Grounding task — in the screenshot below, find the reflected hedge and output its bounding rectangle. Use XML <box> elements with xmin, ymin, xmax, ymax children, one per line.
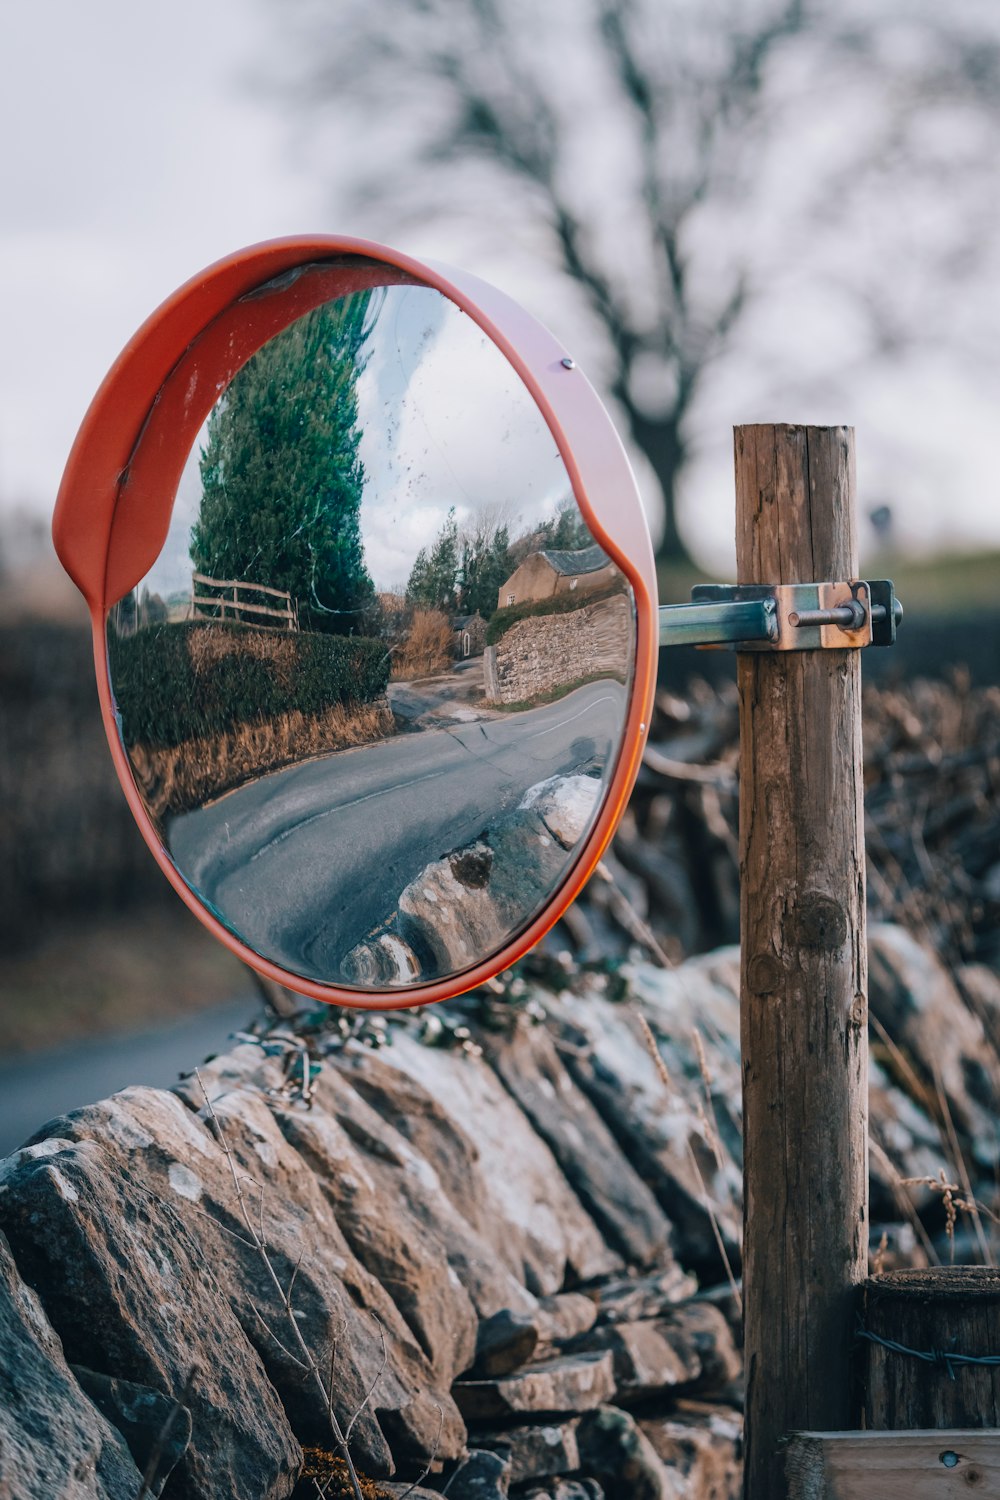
<box><xmin>109</xmin><ymin>621</ymin><xmax>390</xmax><ymax>749</ymax></box>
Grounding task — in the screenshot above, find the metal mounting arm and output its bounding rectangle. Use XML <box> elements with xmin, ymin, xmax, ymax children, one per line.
<box><xmin>658</xmin><ymin>579</ymin><xmax>902</xmax><ymax>652</ymax></box>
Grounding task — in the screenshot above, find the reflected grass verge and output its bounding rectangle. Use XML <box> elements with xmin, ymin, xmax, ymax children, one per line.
<box><xmin>389</xmin><ymin>608</ymin><xmax>453</xmax><ymax>680</ymax></box>
<box><xmin>129</xmin><ymin>699</ymin><xmax>396</xmax><ymax>822</ymax></box>
<box><xmin>493</xmin><ymin>671</ymin><xmax>627</xmax><ymax>714</ymax></box>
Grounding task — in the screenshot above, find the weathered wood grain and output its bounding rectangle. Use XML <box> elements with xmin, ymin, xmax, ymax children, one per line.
<box><xmin>863</xmin><ymin>1268</ymin><xmax>1000</xmax><ymax>1429</ymax></box>
<box><xmin>735</xmin><ymin>425</ymin><xmax>868</xmax><ymax>1500</ymax></box>
<box><xmin>786</xmin><ymin>1428</ymin><xmax>1000</xmax><ymax>1498</ymax></box>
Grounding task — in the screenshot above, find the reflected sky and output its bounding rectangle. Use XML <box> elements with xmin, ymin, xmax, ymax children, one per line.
<box><xmin>147</xmin><ymin>286</ymin><xmax>571</xmax><ymax>601</ymax></box>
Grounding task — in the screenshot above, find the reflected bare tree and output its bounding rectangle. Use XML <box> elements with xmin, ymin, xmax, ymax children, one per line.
<box><xmin>267</xmin><ymin>0</ymin><xmax>1000</xmax><ymax>564</ymax></box>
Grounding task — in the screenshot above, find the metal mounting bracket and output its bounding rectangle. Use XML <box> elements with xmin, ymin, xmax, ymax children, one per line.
<box><xmin>658</xmin><ymin>579</ymin><xmax>902</xmax><ymax>652</ymax></box>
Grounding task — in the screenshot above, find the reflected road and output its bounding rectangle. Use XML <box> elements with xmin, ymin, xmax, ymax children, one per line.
<box><xmin>168</xmin><ymin>679</ymin><xmax>626</xmax><ymax>983</ymax></box>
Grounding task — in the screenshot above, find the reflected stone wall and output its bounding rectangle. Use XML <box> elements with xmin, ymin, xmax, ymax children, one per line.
<box><xmin>486</xmin><ymin>596</ymin><xmax>632</xmax><ymax>705</ymax></box>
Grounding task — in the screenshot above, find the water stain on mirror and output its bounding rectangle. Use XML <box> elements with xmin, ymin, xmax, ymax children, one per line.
<box><xmin>107</xmin><ymin>280</ymin><xmax>636</xmax><ymax>989</ymax></box>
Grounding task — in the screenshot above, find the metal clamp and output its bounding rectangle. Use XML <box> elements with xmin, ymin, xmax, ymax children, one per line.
<box><xmin>659</xmin><ymin>580</ymin><xmax>902</xmax><ymax>652</ymax></box>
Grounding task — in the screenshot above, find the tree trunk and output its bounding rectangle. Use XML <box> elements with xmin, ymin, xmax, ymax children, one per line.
<box><xmin>627</xmin><ymin>407</ymin><xmax>693</xmax><ymax>569</ymax></box>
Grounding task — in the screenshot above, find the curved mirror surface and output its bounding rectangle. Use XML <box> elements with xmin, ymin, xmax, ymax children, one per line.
<box><xmin>107</xmin><ymin>281</ymin><xmax>636</xmax><ymax>989</ymax></box>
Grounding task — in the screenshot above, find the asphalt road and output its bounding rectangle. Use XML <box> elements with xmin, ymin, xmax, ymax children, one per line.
<box><xmin>0</xmin><ymin>998</ymin><xmax>255</xmax><ymax>1158</ymax></box>
<box><xmin>168</xmin><ymin>679</ymin><xmax>626</xmax><ymax>983</ymax></box>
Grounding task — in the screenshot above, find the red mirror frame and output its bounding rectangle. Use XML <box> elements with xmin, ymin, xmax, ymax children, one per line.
<box><xmin>53</xmin><ymin>236</ymin><xmax>658</xmax><ymax>1010</ymax></box>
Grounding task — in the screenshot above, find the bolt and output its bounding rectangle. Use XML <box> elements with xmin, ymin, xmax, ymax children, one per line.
<box><xmin>788</xmin><ymin>600</ymin><xmax>868</xmax><ymax>630</ymax></box>
<box><xmin>940</xmin><ymin>1450</ymin><xmax>959</xmax><ymax>1468</ymax></box>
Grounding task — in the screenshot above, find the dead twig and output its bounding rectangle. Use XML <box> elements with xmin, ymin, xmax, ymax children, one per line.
<box><xmin>344</xmin><ymin>1318</ymin><xmax>387</xmax><ymax>1445</ymax></box>
<box><xmin>642</xmin><ymin>745</ymin><xmax>736</xmax><ymax>787</ymax></box>
<box><xmin>396</xmin><ymin>1404</ymin><xmax>444</xmax><ymax>1500</ymax></box>
<box><xmin>196</xmin><ymin>1072</ymin><xmax>369</xmax><ymax>1500</ymax></box>
<box><xmin>595</xmin><ymin>861</ymin><xmax>672</xmax><ymax>968</ymax></box>
<box><xmin>868</xmin><ymin>1139</ymin><xmax>940</xmax><ymax>1267</ymax></box>
<box><xmin>134</xmin><ymin>1365</ymin><xmax>198</xmax><ymax>1500</ymax></box>
<box><xmin>634</xmin><ymin>1009</ymin><xmax>742</xmax><ymax>1315</ymax></box>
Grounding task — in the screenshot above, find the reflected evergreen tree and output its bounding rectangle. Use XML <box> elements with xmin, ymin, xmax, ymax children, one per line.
<box><xmin>407</xmin><ymin>507</ymin><xmax>516</xmax><ymax>620</ymax></box>
<box><xmin>538</xmin><ymin>497</ymin><xmax>592</xmax><ymax>553</ymax></box>
<box><xmin>459</xmin><ymin>520</ymin><xmax>512</xmax><ymax>620</ymax></box>
<box><xmin>406</xmin><ymin>508</ymin><xmax>460</xmax><ymax>613</ymax></box>
<box><xmin>192</xmin><ymin>292</ymin><xmax>379</xmax><ymax>635</ymax></box>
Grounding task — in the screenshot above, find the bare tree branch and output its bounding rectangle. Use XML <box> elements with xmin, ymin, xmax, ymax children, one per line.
<box><xmin>268</xmin><ymin>0</ymin><xmax>1000</xmax><ymax>564</ymax></box>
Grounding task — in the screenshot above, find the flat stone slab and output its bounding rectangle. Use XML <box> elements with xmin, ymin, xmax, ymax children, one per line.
<box><xmin>521</xmin><ymin>1482</ymin><xmax>605</xmax><ymax>1500</ymax></box>
<box><xmin>355</xmin><ymin>1034</ymin><xmax>619</xmax><ymax>1295</ymax></box>
<box><xmin>30</xmin><ymin>1080</ymin><xmax>465</xmax><ymax>1473</ymax></box>
<box><xmin>481</xmin><ymin>1021</ymin><xmax>675</xmax><ymax>1269</ymax></box>
<box><xmin>0</xmin><ymin>1229</ymin><xmax>143</xmax><ymax>1500</ymax></box>
<box><xmin>537</xmin><ymin>1292</ymin><xmax>599</xmax><ymax>1346</ymax></box>
<box><xmin>453</xmin><ymin>1351</ymin><xmax>615</xmax><ymax>1421</ymax></box>
<box><xmin>0</xmin><ymin>1138</ymin><xmax>301</xmax><ymax>1500</ymax></box>
<box><xmin>473</xmin><ymin>1307</ymin><xmax>540</xmax><ymax>1376</ymax></box>
<box><xmin>576</xmin><ymin>1301</ymin><xmax>741</xmax><ymax>1404</ymax></box>
<box><xmin>641</xmin><ymin>1401</ymin><xmax>742</xmax><ymax>1499</ymax></box>
<box><xmin>72</xmin><ymin>1365</ymin><xmax>191</xmax><ymax>1494</ymax></box>
<box><xmin>484</xmin><ymin>1419</ymin><xmax>581</xmax><ymax>1483</ymax></box>
<box><xmin>444</xmin><ymin>1446</ymin><xmax>512</xmax><ymax>1498</ymax></box>
<box><xmin>593</xmin><ymin>1269</ymin><xmax>697</xmax><ymax>1325</ymax></box>
<box><xmin>577</xmin><ymin>1406</ymin><xmax>681</xmax><ymax>1500</ymax></box>
<box><xmin>576</xmin><ymin>1320</ymin><xmax>699</xmax><ymax>1403</ymax></box>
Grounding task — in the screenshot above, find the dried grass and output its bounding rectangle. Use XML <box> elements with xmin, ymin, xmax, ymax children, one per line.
<box><xmin>872</xmin><ymin>1011</ymin><xmax>997</xmax><ymax>1265</ymax></box>
<box><xmin>391</xmin><ymin>609</ymin><xmax>453</xmax><ymax>680</ymax></box>
<box><xmin>129</xmin><ymin>698</ymin><xmax>395</xmax><ymax>821</ymax></box>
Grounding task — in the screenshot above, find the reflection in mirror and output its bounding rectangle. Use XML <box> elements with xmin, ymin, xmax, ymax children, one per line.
<box><xmin>107</xmin><ymin>277</ymin><xmax>636</xmax><ymax>990</ymax></box>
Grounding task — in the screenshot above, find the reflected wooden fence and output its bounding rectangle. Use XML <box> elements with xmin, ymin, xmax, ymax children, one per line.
<box><xmin>191</xmin><ymin>573</ymin><xmax>298</xmax><ymax>631</ymax></box>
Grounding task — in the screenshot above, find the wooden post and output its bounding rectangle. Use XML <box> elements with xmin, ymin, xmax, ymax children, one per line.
<box><xmin>862</xmin><ymin>1268</ymin><xmax>1000</xmax><ymax>1428</ymax></box>
<box><xmin>735</xmin><ymin>425</ymin><xmax>869</xmax><ymax>1500</ymax></box>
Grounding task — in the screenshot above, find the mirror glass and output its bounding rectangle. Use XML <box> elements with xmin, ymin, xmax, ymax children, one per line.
<box><xmin>107</xmin><ymin>280</ymin><xmax>636</xmax><ymax>990</ymax></box>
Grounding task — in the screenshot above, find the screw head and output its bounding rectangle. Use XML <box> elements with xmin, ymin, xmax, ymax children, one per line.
<box><xmin>560</xmin><ymin>356</ymin><xmax>576</xmax><ymax>369</ymax></box>
<box><xmin>940</xmin><ymin>1450</ymin><xmax>960</xmax><ymax>1469</ymax></box>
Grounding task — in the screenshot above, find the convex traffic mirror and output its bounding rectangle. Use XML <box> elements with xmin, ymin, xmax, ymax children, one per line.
<box><xmin>54</xmin><ymin>238</ymin><xmax>658</xmax><ymax>1009</ymax></box>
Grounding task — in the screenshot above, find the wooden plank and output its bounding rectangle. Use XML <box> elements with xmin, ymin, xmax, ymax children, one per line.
<box><xmin>786</xmin><ymin>1429</ymin><xmax>1000</xmax><ymax>1498</ymax></box>
<box><xmin>735</xmin><ymin>426</ymin><xmax>868</xmax><ymax>1500</ymax></box>
<box><xmin>192</xmin><ymin>595</ymin><xmax>293</xmax><ymax>621</ymax></box>
<box><xmin>192</xmin><ymin>571</ymin><xmax>294</xmax><ymax>602</ymax></box>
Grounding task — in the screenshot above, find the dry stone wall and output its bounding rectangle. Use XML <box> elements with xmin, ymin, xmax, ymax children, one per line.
<box><xmin>1</xmin><ymin>925</ymin><xmax>998</xmax><ymax>1497</ymax></box>
<box><xmin>487</xmin><ymin>597</ymin><xmax>632</xmax><ymax>705</ymax></box>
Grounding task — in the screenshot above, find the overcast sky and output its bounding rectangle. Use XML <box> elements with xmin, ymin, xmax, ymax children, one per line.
<box><xmin>3</xmin><ymin>0</ymin><xmax>1000</xmax><ymax>577</ymax></box>
<box><xmin>0</xmin><ymin>1</ymin><xmax>321</xmax><ymax>519</ymax></box>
